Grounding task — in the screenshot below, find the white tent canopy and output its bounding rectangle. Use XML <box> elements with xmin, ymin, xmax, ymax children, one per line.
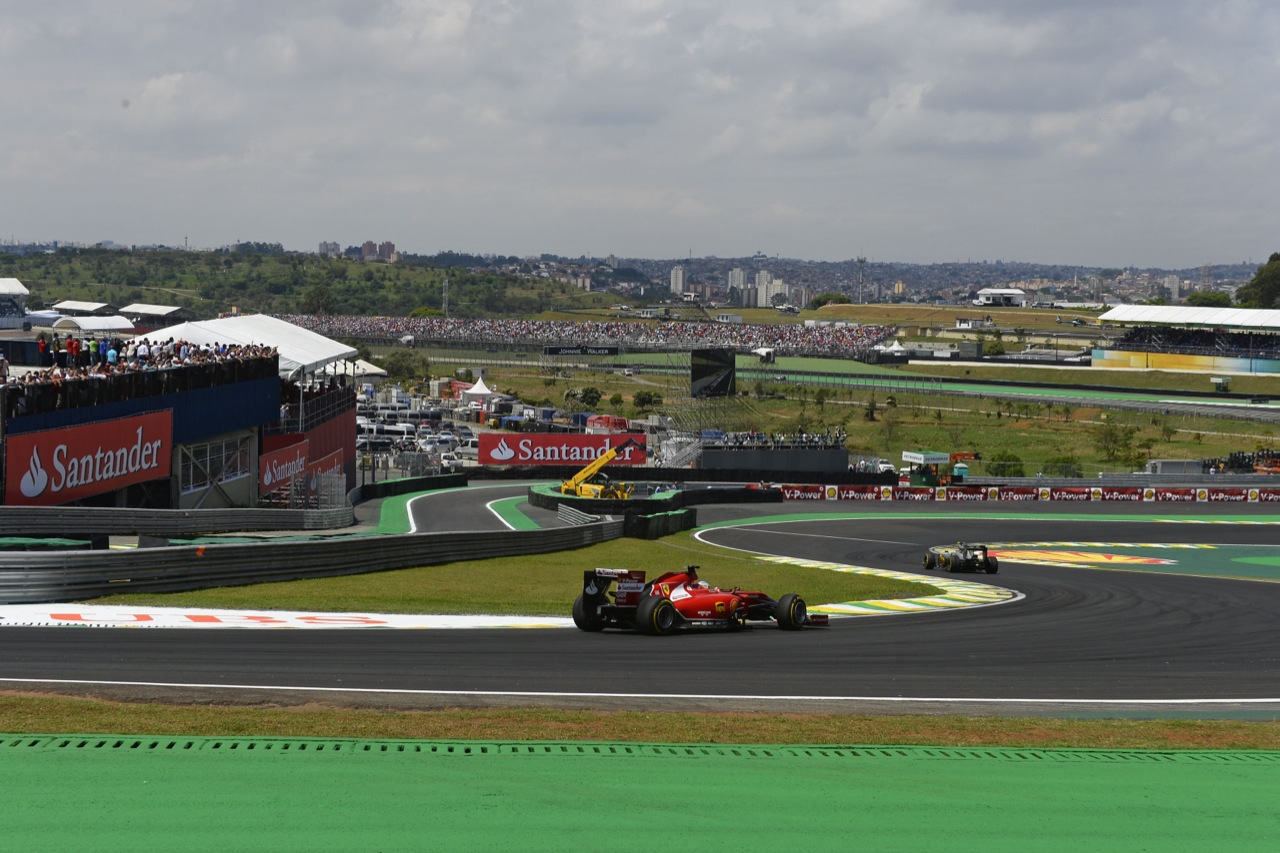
<box><xmin>53</xmin><ymin>315</ymin><xmax>135</xmax><ymax>333</ymax></box>
<box><xmin>321</xmin><ymin>358</ymin><xmax>387</xmax><ymax>380</ymax></box>
<box><xmin>120</xmin><ymin>303</ymin><xmax>185</xmax><ymax>318</ymax></box>
<box><xmin>1099</xmin><ymin>305</ymin><xmax>1280</xmax><ymax>330</ymax></box>
<box><xmin>53</xmin><ymin>299</ymin><xmax>116</xmax><ymax>315</ymax></box>
<box><xmin>0</xmin><ymin>278</ymin><xmax>29</xmax><ymax>298</ymax></box>
<box><xmin>140</xmin><ymin>314</ymin><xmax>357</xmax><ymax>379</ymax></box>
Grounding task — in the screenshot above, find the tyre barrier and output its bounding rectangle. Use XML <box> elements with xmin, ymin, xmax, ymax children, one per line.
<box><xmin>0</xmin><ymin>519</ymin><xmax>624</xmax><ymax>605</ymax></box>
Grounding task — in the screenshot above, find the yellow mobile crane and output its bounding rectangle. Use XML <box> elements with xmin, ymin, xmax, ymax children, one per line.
<box><xmin>560</xmin><ymin>438</ymin><xmax>642</xmax><ymax>499</ymax></box>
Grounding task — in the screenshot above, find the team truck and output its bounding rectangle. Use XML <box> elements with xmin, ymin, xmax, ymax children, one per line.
<box><xmin>559</xmin><ymin>437</ymin><xmax>642</xmax><ymax>499</ymax></box>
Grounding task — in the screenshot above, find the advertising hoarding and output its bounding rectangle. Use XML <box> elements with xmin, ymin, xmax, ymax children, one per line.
<box><xmin>479</xmin><ymin>434</ymin><xmax>647</xmax><ymax>466</ymax></box>
<box><xmin>5</xmin><ymin>411</ymin><xmax>173</xmax><ymax>506</ymax></box>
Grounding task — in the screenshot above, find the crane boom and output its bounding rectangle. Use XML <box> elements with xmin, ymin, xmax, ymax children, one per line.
<box><xmin>560</xmin><ymin>438</ymin><xmax>643</xmax><ymax>497</ymax></box>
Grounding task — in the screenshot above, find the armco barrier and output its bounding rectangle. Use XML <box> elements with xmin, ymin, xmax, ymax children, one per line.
<box><xmin>0</xmin><ymin>520</ymin><xmax>624</xmax><ymax>605</ymax></box>
<box><xmin>0</xmin><ymin>505</ymin><xmax>355</xmax><ymax>538</ymax></box>
<box><xmin>0</xmin><ymin>475</ymin><xmax>468</xmax><ymax>539</ymax></box>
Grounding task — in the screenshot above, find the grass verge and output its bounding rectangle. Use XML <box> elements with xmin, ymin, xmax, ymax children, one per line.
<box><xmin>1</xmin><ymin>695</ymin><xmax>1278</xmax><ymax>749</ymax></box>
<box><xmin>86</xmin><ymin>531</ymin><xmax>937</xmax><ymax>615</ymax></box>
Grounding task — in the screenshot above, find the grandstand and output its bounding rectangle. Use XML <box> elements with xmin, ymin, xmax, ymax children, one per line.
<box><xmin>1094</xmin><ymin>305</ymin><xmax>1280</xmax><ymax>374</ymax></box>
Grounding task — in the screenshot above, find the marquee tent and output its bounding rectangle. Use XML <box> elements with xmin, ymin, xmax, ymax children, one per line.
<box><xmin>53</xmin><ymin>315</ymin><xmax>135</xmax><ymax>334</ymax></box>
<box><xmin>140</xmin><ymin>314</ymin><xmax>357</xmax><ymax>379</ymax></box>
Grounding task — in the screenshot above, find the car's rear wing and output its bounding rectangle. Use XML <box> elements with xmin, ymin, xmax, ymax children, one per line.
<box><xmin>583</xmin><ymin>568</ymin><xmax>647</xmax><ymax>607</ymax></box>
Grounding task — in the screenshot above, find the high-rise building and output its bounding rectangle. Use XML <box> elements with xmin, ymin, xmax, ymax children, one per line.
<box><xmin>670</xmin><ymin>265</ymin><xmax>685</xmax><ymax>296</ymax></box>
<box><xmin>318</xmin><ymin>241</ymin><xmax>340</xmax><ymax>258</ymax></box>
<box><xmin>757</xmin><ymin>274</ymin><xmax>787</xmax><ymax>307</ymax></box>
<box><xmin>728</xmin><ymin>268</ymin><xmax>745</xmax><ymax>290</ymax></box>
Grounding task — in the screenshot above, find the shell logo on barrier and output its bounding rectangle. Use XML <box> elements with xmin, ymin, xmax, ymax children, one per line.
<box><xmin>880</xmin><ymin>486</ymin><xmax>893</xmax><ymax>500</ymax></box>
<box><xmin>1250</xmin><ymin>489</ymin><xmax>1260</xmax><ymax>502</ymax></box>
<box><xmin>825</xmin><ymin>485</ymin><xmax>838</xmax><ymax>500</ymax></box>
<box><xmin>1197</xmin><ymin>488</ymin><xmax>1209</xmax><ymax>501</ymax></box>
<box><xmin>1143</xmin><ymin>488</ymin><xmax>1156</xmax><ymax>501</ymax></box>
<box><xmin>987</xmin><ymin>487</ymin><xmax>999</xmax><ymax>500</ymax></box>
<box><xmin>935</xmin><ymin>487</ymin><xmax>946</xmax><ymax>500</ymax></box>
<box><xmin>1090</xmin><ymin>487</ymin><xmax>1102</xmax><ymax>500</ymax></box>
<box><xmin>1038</xmin><ymin>487</ymin><xmax>1051</xmax><ymax>500</ymax></box>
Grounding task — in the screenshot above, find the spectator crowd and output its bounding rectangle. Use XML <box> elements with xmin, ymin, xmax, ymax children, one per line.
<box><xmin>1116</xmin><ymin>326</ymin><xmax>1280</xmax><ymax>359</ymax></box>
<box><xmin>278</xmin><ymin>315</ymin><xmax>896</xmax><ymax>359</ymax></box>
<box><xmin>4</xmin><ymin>336</ymin><xmax>279</xmax><ymax>418</ymax></box>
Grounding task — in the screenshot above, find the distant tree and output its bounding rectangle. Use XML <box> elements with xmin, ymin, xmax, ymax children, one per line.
<box><xmin>609</xmin><ymin>392</ymin><xmax>624</xmax><ymax>410</ymax></box>
<box><xmin>1042</xmin><ymin>454</ymin><xmax>1083</xmax><ymax>477</ymax></box>
<box><xmin>1236</xmin><ymin>252</ymin><xmax>1280</xmax><ymax>308</ymax></box>
<box><xmin>633</xmin><ymin>390</ymin><xmax>663</xmax><ymax>410</ymax></box>
<box><xmin>376</xmin><ymin>350</ymin><xmax>428</xmax><ymax>383</ymax></box>
<box><xmin>1186</xmin><ymin>290</ymin><xmax>1231</xmax><ymax>307</ymax></box>
<box><xmin>808</xmin><ymin>292</ymin><xmax>851</xmax><ymax>309</ymax></box>
<box><xmin>986</xmin><ymin>451</ymin><xmax>1025</xmax><ymax>477</ymax></box>
<box><xmin>578</xmin><ymin>386</ymin><xmax>602</xmax><ymax>408</ymax></box>
<box><xmin>1094</xmin><ymin>421</ymin><xmax>1139</xmax><ymax>463</ymax></box>
<box><xmin>301</xmin><ymin>284</ymin><xmax>336</xmax><ymax>315</ymax></box>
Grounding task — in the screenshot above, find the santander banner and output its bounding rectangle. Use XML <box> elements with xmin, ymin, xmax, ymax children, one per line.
<box><xmin>259</xmin><ymin>440</ymin><xmax>309</xmax><ymax>495</ymax></box>
<box><xmin>479</xmin><ymin>433</ymin><xmax>646</xmax><ymax>465</ymax></box>
<box><xmin>5</xmin><ymin>411</ymin><xmax>173</xmax><ymax>506</ymax></box>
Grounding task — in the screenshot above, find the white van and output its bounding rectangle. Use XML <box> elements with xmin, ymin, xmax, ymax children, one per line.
<box><xmin>458</xmin><ymin>437</ymin><xmax>481</xmax><ymax>458</ymax></box>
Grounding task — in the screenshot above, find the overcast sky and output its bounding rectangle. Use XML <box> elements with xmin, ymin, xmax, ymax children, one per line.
<box><xmin>3</xmin><ymin>1</ymin><xmax>1278</xmax><ymax>268</ymax></box>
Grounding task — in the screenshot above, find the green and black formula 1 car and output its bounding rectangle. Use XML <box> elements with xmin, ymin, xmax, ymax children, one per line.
<box><xmin>923</xmin><ymin>542</ymin><xmax>999</xmax><ymax>574</ymax></box>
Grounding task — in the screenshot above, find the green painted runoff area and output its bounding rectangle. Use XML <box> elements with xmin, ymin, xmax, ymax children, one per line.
<box><xmin>3</xmin><ymin>736</ymin><xmax>1277</xmax><ymax>851</ymax></box>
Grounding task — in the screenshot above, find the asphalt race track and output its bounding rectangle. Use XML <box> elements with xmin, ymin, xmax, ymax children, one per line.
<box><xmin>3</xmin><ymin>489</ymin><xmax>1280</xmax><ymax>717</ymax></box>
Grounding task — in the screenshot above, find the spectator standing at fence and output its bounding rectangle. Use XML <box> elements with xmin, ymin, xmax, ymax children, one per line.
<box><xmin>106</xmin><ymin>341</ymin><xmax>118</xmax><ymax>366</ymax></box>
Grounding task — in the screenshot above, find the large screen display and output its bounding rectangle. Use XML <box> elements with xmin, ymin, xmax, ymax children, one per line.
<box><xmin>690</xmin><ymin>348</ymin><xmax>736</xmax><ymax>398</ymax></box>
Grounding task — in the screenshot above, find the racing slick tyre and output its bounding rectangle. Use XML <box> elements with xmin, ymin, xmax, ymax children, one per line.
<box><xmin>923</xmin><ymin>552</ymin><xmax>937</xmax><ymax>571</ymax></box>
<box><xmin>775</xmin><ymin>593</ymin><xmax>808</xmax><ymax>630</ymax></box>
<box><xmin>636</xmin><ymin>596</ymin><xmax>678</xmax><ymax>636</ymax></box>
<box><xmin>940</xmin><ymin>554</ymin><xmax>954</xmax><ymax>572</ymax></box>
<box><xmin>986</xmin><ymin>556</ymin><xmax>999</xmax><ymax>574</ymax></box>
<box><xmin>572</xmin><ymin>595</ymin><xmax>606</xmax><ymax>632</ymax></box>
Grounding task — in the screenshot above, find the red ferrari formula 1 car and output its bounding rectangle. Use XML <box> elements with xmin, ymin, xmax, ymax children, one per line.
<box><xmin>572</xmin><ymin>564</ymin><xmax>827</xmax><ymax>635</ymax></box>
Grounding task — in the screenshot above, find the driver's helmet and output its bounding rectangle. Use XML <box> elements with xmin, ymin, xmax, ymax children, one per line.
<box><xmin>690</xmin><ymin>580</ymin><xmax>710</xmax><ymax>591</ymax></box>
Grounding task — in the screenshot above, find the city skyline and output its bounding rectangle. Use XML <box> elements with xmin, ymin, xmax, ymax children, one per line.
<box><xmin>4</xmin><ymin>2</ymin><xmax>1278</xmax><ymax>269</ymax></box>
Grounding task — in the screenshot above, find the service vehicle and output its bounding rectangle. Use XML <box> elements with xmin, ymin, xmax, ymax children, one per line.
<box><xmin>560</xmin><ymin>437</ymin><xmax>642</xmax><ymax>499</ymax></box>
<box><xmin>923</xmin><ymin>542</ymin><xmax>999</xmax><ymax>573</ymax></box>
<box><xmin>572</xmin><ymin>564</ymin><xmax>827</xmax><ymax>635</ymax></box>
